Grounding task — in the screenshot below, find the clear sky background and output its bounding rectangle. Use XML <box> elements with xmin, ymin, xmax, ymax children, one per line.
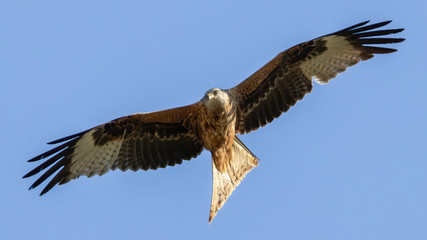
<box><xmin>1</xmin><ymin>1</ymin><xmax>426</xmax><ymax>239</ymax></box>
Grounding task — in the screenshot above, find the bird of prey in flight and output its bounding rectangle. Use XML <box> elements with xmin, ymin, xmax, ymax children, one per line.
<box><xmin>24</xmin><ymin>20</ymin><xmax>404</xmax><ymax>222</ymax></box>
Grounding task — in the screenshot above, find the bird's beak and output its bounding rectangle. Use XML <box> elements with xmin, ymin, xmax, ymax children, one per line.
<box><xmin>202</xmin><ymin>93</ymin><xmax>209</xmax><ymax>102</ymax></box>
<box><xmin>206</xmin><ymin>93</ymin><xmax>213</xmax><ymax>100</ymax></box>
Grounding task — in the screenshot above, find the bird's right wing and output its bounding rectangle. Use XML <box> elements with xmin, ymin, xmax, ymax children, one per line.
<box><xmin>24</xmin><ymin>103</ymin><xmax>205</xmax><ymax>195</ymax></box>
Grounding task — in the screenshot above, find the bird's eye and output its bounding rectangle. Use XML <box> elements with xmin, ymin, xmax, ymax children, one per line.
<box><xmin>214</xmin><ymin>90</ymin><xmax>218</xmax><ymax>95</ymax></box>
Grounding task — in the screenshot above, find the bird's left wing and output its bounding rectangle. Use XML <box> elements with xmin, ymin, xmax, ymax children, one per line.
<box><xmin>24</xmin><ymin>104</ymin><xmax>204</xmax><ymax>195</ymax></box>
<box><xmin>228</xmin><ymin>20</ymin><xmax>404</xmax><ymax>134</ymax></box>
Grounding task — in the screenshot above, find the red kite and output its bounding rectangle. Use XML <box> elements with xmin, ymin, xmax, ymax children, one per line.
<box><xmin>24</xmin><ymin>20</ymin><xmax>404</xmax><ymax>222</ymax></box>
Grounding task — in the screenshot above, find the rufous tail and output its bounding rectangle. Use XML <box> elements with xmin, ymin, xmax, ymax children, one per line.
<box><xmin>209</xmin><ymin>137</ymin><xmax>259</xmax><ymax>222</ymax></box>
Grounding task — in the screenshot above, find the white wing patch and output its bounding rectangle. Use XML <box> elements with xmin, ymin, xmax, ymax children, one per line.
<box><xmin>300</xmin><ymin>35</ymin><xmax>363</xmax><ymax>85</ymax></box>
<box><xmin>67</xmin><ymin>129</ymin><xmax>123</xmax><ymax>181</ymax></box>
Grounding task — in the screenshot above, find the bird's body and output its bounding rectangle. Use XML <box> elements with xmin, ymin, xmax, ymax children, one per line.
<box><xmin>198</xmin><ymin>89</ymin><xmax>259</xmax><ymax>221</ymax></box>
<box><xmin>200</xmin><ymin>88</ymin><xmax>236</xmax><ymax>155</ymax></box>
<box><xmin>24</xmin><ymin>20</ymin><xmax>404</xmax><ymax>222</ymax></box>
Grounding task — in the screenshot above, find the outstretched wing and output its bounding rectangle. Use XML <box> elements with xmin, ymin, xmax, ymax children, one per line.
<box><xmin>24</xmin><ymin>104</ymin><xmax>204</xmax><ymax>195</ymax></box>
<box><xmin>229</xmin><ymin>20</ymin><xmax>405</xmax><ymax>134</ymax></box>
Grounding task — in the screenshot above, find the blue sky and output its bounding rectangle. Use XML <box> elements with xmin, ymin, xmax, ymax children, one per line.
<box><xmin>2</xmin><ymin>1</ymin><xmax>426</xmax><ymax>239</ymax></box>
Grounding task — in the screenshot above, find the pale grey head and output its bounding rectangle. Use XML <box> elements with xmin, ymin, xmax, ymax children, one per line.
<box><xmin>202</xmin><ymin>88</ymin><xmax>230</xmax><ymax>112</ymax></box>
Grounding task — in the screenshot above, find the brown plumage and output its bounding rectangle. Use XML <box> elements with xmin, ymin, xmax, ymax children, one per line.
<box><xmin>24</xmin><ymin>20</ymin><xmax>404</xmax><ymax>222</ymax></box>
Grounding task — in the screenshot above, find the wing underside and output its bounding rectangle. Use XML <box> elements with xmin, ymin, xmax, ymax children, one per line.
<box><xmin>229</xmin><ymin>20</ymin><xmax>404</xmax><ymax>134</ymax></box>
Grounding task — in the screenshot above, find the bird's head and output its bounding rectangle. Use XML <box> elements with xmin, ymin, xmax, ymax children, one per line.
<box><xmin>202</xmin><ymin>88</ymin><xmax>230</xmax><ymax>111</ymax></box>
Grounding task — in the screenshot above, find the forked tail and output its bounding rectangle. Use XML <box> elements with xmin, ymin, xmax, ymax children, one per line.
<box><xmin>209</xmin><ymin>137</ymin><xmax>259</xmax><ymax>222</ymax></box>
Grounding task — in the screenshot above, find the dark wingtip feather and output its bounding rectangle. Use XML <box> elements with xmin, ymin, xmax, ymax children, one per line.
<box><xmin>39</xmin><ymin>169</ymin><xmax>68</xmax><ymax>195</ymax></box>
<box><xmin>26</xmin><ymin>157</ymin><xmax>68</xmax><ymax>192</ymax></box>
<box><xmin>360</xmin><ymin>46</ymin><xmax>399</xmax><ymax>54</ymax></box>
<box><xmin>332</xmin><ymin>20</ymin><xmax>405</xmax><ymax>56</ymax></box>
<box><xmin>327</xmin><ymin>20</ymin><xmax>369</xmax><ymax>36</ymax></box>
<box><xmin>355</xmin><ymin>28</ymin><xmax>404</xmax><ymax>38</ymax></box>
<box><xmin>24</xmin><ymin>150</ymin><xmax>67</xmax><ymax>178</ymax></box>
<box><xmin>28</xmin><ymin>152</ymin><xmax>49</xmax><ymax>162</ymax></box>
<box><xmin>331</xmin><ymin>20</ymin><xmax>403</xmax><ymax>38</ymax></box>
<box><xmin>394</xmin><ymin>28</ymin><xmax>405</xmax><ymax>34</ymax></box>
<box><xmin>39</xmin><ymin>186</ymin><xmax>51</xmax><ymax>196</ymax></box>
<box><xmin>23</xmin><ymin>172</ymin><xmax>33</xmax><ymax>179</ymax></box>
<box><xmin>39</xmin><ymin>187</ymin><xmax>50</xmax><ymax>196</ymax></box>
<box><xmin>348</xmin><ymin>20</ymin><xmax>392</xmax><ymax>34</ymax></box>
<box><xmin>340</xmin><ymin>20</ymin><xmax>370</xmax><ymax>32</ymax></box>
<box><xmin>27</xmin><ymin>138</ymin><xmax>78</xmax><ymax>162</ymax></box>
<box><xmin>359</xmin><ymin>37</ymin><xmax>406</xmax><ymax>45</ymax></box>
<box><xmin>47</xmin><ymin>130</ymin><xmax>89</xmax><ymax>144</ymax></box>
